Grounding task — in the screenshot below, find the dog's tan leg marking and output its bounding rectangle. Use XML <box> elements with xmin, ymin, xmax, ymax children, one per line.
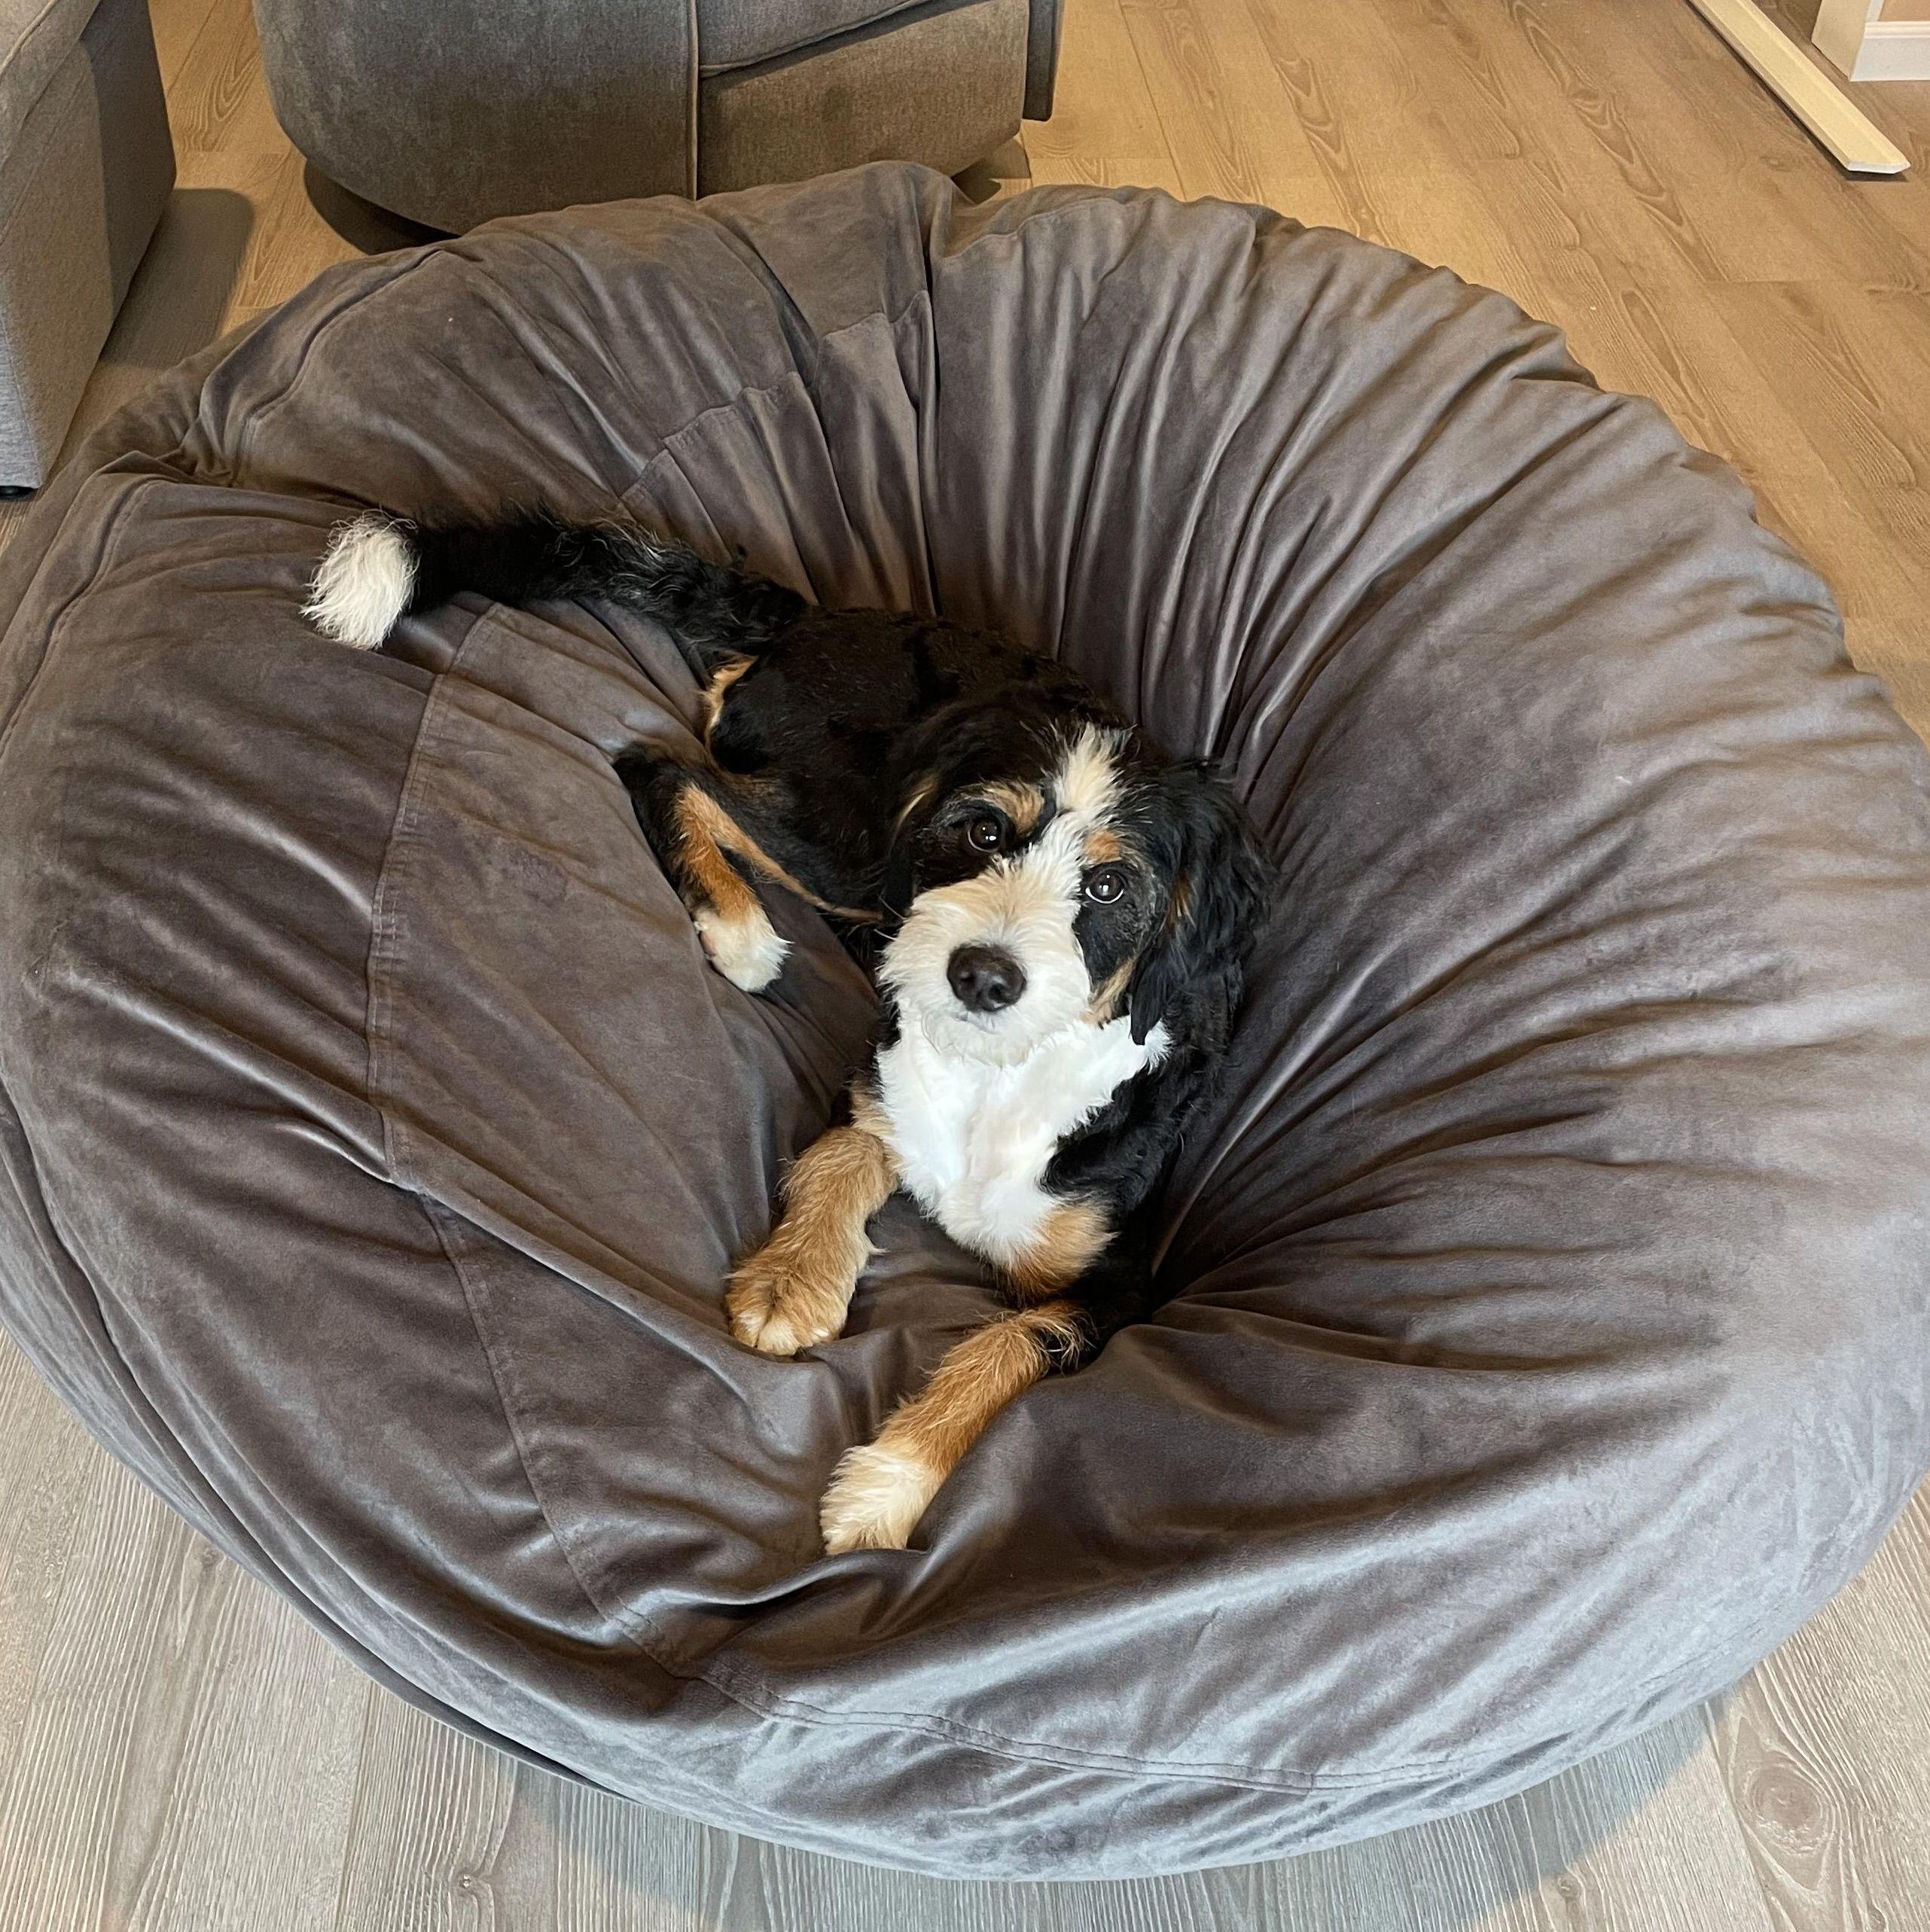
<box><xmin>681</xmin><ymin>785</ymin><xmax>877</xmax><ymax>925</ymax></box>
<box><xmin>670</xmin><ymin>786</ymin><xmax>789</xmax><ymax>991</ymax></box>
<box><xmin>698</xmin><ymin>654</ymin><xmax>755</xmax><ymax>739</ymax></box>
<box><xmin>727</xmin><ymin>1104</ymin><xmax>898</xmax><ymax>1358</ymax></box>
<box><xmin>999</xmin><ymin>1197</ymin><xmax>1111</xmax><ymax>1303</ymax></box>
<box><xmin>819</xmin><ymin>1300</ymin><xmax>1087</xmax><ymax>1553</ymax></box>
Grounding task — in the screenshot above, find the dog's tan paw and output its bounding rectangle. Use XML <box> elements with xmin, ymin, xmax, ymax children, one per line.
<box><xmin>694</xmin><ymin>904</ymin><xmax>788</xmax><ymax>993</ymax></box>
<box><xmin>819</xmin><ymin>1440</ymin><xmax>941</xmax><ymax>1553</ymax></box>
<box><xmin>725</xmin><ymin>1248</ymin><xmax>845</xmax><ymax>1357</ymax></box>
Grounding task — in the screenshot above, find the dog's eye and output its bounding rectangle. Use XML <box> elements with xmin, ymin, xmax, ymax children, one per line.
<box><xmin>1083</xmin><ymin>866</ymin><xmax>1127</xmax><ymax>905</ymax></box>
<box><xmin>966</xmin><ymin>812</ymin><xmax>1006</xmax><ymax>852</ymax></box>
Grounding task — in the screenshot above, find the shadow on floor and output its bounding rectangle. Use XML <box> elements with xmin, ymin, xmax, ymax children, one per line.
<box><xmin>6</xmin><ymin>187</ymin><xmax>261</xmax><ymax>495</ymax></box>
<box><xmin>302</xmin><ymin>163</ymin><xmax>448</xmax><ymax>253</ymax></box>
<box><xmin>96</xmin><ymin>186</ymin><xmax>255</xmax><ymax>378</ymax></box>
<box><xmin>953</xmin><ymin>138</ymin><xmax>1032</xmax><ymax>205</ymax></box>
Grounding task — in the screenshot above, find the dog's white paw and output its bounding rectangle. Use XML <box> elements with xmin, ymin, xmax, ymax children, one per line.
<box><xmin>304</xmin><ymin>513</ymin><xmax>416</xmax><ymax>649</ymax></box>
<box><xmin>694</xmin><ymin>904</ymin><xmax>789</xmax><ymax>993</ymax></box>
<box><xmin>819</xmin><ymin>1440</ymin><xmax>941</xmax><ymax>1553</ymax></box>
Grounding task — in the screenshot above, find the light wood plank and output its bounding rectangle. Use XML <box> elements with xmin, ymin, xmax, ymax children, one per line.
<box><xmin>0</xmin><ymin>1355</ymin><xmax>370</xmax><ymax>1932</ymax></box>
<box><xmin>148</xmin><ymin>0</ymin><xmax>225</xmax><ymax>90</ymax></box>
<box><xmin>1707</xmin><ymin>1492</ymin><xmax>1930</xmax><ymax>1929</ymax></box>
<box><xmin>1021</xmin><ymin>0</ymin><xmax>1177</xmax><ymax>187</ymax></box>
<box><xmin>1116</xmin><ymin>0</ymin><xmax>1348</xmax><ymax>223</ymax></box>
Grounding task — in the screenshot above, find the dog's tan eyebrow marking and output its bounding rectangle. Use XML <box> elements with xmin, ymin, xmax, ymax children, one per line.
<box><xmin>1082</xmin><ymin>825</ymin><xmax>1124</xmax><ymax>866</ymax></box>
<box><xmin>979</xmin><ymin>780</ymin><xmax>1045</xmax><ymax>835</ymax></box>
<box><xmin>679</xmin><ymin>785</ymin><xmax>878</xmax><ymax>922</ymax></box>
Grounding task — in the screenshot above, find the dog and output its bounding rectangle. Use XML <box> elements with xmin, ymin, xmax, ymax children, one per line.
<box><xmin>306</xmin><ymin>511</ymin><xmax>1270</xmax><ymax>1552</ymax></box>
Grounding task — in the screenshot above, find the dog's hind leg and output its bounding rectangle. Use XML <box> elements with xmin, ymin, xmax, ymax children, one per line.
<box><xmin>617</xmin><ymin>750</ymin><xmax>874</xmax><ymax>993</ymax></box>
<box><xmin>619</xmin><ymin>751</ymin><xmax>788</xmax><ymax>992</ymax></box>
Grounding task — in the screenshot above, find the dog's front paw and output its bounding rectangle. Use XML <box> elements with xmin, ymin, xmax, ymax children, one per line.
<box><xmin>694</xmin><ymin>903</ymin><xmax>789</xmax><ymax>993</ymax></box>
<box><xmin>725</xmin><ymin>1244</ymin><xmax>846</xmax><ymax>1357</ymax></box>
<box><xmin>819</xmin><ymin>1439</ymin><xmax>942</xmax><ymax>1553</ymax></box>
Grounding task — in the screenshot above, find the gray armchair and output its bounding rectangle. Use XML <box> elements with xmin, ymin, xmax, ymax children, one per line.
<box><xmin>0</xmin><ymin>0</ymin><xmax>172</xmax><ymax>488</ymax></box>
<box><xmin>253</xmin><ymin>0</ymin><xmax>1064</xmax><ymax>236</ymax></box>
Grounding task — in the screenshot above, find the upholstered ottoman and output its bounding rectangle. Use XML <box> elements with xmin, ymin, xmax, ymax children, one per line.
<box><xmin>252</xmin><ymin>0</ymin><xmax>1063</xmax><ymax>232</ymax></box>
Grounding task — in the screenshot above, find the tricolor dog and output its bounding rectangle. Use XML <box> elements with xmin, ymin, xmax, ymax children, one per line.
<box><xmin>307</xmin><ymin>512</ymin><xmax>1269</xmax><ymax>1553</ymax></box>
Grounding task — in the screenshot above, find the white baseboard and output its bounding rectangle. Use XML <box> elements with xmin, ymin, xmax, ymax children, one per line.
<box><xmin>1814</xmin><ymin>0</ymin><xmax>1930</xmax><ymax>83</ymax></box>
<box><xmin>1849</xmin><ymin>22</ymin><xmax>1930</xmax><ymax>81</ymax></box>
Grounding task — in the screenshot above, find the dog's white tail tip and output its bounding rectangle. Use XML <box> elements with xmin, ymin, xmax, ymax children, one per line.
<box><xmin>303</xmin><ymin>513</ymin><xmax>416</xmax><ymax>649</ymax></box>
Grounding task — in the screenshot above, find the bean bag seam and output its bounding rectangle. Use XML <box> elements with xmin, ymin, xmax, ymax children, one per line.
<box><xmin>688</xmin><ymin>1598</ymin><xmax>1790</xmax><ymax>1793</ymax></box>
<box><xmin>0</xmin><ymin>474</ymin><xmax>148</xmax><ymax>775</ymax></box>
<box><xmin>422</xmin><ymin>1178</ymin><xmax>770</xmax><ymax>1682</ymax></box>
<box><xmin>416</xmin><ymin>1193</ymin><xmax>669</xmax><ymax>1651</ymax></box>
<box><xmin>686</xmin><ymin>1487</ymin><xmax>1885</xmax><ymax>1790</ymax></box>
<box><xmin>358</xmin><ymin>612</ymin><xmax>708</xmax><ymax>1675</ymax></box>
<box><xmin>362</xmin><ymin>620</ymin><xmax>456</xmax><ymax>1186</ymax></box>
<box><xmin>233</xmin><ymin>252</ymin><xmax>448</xmax><ymax>479</ymax></box>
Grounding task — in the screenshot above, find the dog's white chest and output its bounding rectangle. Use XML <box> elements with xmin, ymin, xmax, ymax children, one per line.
<box><xmin>874</xmin><ymin>1018</ymin><xmax>1162</xmax><ymax>1268</ymax></box>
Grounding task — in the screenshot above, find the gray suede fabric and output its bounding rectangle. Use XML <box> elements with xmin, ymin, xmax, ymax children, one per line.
<box><xmin>697</xmin><ymin>0</ymin><xmax>1027</xmax><ymax>195</ymax></box>
<box><xmin>0</xmin><ymin>0</ymin><xmax>99</xmax><ymax>151</ymax></box>
<box><xmin>0</xmin><ymin>0</ymin><xmax>172</xmax><ymax>487</ymax></box>
<box><xmin>2</xmin><ymin>166</ymin><xmax>1928</xmax><ymax>1882</ymax></box>
<box><xmin>696</xmin><ymin>0</ymin><xmax>930</xmax><ymax>72</ymax></box>
<box><xmin>253</xmin><ymin>0</ymin><xmax>1062</xmax><ymax>233</ymax></box>
<box><xmin>252</xmin><ymin>0</ymin><xmax>702</xmax><ymax>224</ymax></box>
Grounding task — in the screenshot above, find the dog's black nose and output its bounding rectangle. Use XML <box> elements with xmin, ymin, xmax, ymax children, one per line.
<box><xmin>947</xmin><ymin>944</ymin><xmax>1026</xmax><ymax>1013</ymax></box>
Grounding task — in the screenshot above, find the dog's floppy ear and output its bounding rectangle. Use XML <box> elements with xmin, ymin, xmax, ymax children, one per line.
<box><xmin>880</xmin><ymin>766</ymin><xmax>943</xmax><ymax>920</ymax></box>
<box><xmin>1127</xmin><ymin>764</ymin><xmax>1270</xmax><ymax>1050</ymax></box>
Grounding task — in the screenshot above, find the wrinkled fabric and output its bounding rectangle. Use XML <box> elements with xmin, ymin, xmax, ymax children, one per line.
<box><xmin>1</xmin><ymin>165</ymin><xmax>1928</xmax><ymax>1880</ymax></box>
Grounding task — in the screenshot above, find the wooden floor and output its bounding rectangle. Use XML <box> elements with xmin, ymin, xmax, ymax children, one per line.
<box><xmin>5</xmin><ymin>0</ymin><xmax>1930</xmax><ymax>1925</ymax></box>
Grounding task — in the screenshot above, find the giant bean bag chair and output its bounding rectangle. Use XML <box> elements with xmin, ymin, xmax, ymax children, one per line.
<box><xmin>2</xmin><ymin>164</ymin><xmax>1928</xmax><ymax>1881</ymax></box>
